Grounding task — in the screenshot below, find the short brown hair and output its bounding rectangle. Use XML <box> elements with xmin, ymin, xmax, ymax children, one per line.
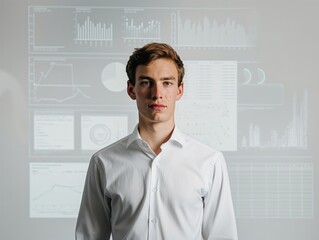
<box><xmin>126</xmin><ymin>42</ymin><xmax>184</xmax><ymax>86</ymax></box>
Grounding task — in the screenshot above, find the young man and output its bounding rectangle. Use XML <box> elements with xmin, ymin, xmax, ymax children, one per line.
<box><xmin>76</xmin><ymin>43</ymin><xmax>238</xmax><ymax>240</ymax></box>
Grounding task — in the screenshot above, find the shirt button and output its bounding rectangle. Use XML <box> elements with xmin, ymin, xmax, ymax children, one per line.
<box><xmin>151</xmin><ymin>219</ymin><xmax>156</xmax><ymax>224</ymax></box>
<box><xmin>152</xmin><ymin>187</ymin><xmax>157</xmax><ymax>192</ymax></box>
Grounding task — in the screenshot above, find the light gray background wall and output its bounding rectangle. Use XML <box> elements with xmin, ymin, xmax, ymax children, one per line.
<box><xmin>0</xmin><ymin>0</ymin><xmax>318</xmax><ymax>239</ymax></box>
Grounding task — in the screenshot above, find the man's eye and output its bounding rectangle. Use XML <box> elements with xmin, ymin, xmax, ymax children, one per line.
<box><xmin>164</xmin><ymin>81</ymin><xmax>173</xmax><ymax>86</ymax></box>
<box><xmin>140</xmin><ymin>81</ymin><xmax>150</xmax><ymax>86</ymax></box>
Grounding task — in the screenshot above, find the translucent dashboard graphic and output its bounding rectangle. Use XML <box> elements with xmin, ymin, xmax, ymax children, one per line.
<box><xmin>228</xmin><ymin>158</ymin><xmax>313</xmax><ymax>218</ymax></box>
<box><xmin>28</xmin><ymin>5</ymin><xmax>313</xmax><ymax>219</ymax></box>
<box><xmin>176</xmin><ymin>61</ymin><xmax>237</xmax><ymax>150</ymax></box>
<box><xmin>30</xmin><ymin>162</ymin><xmax>88</xmax><ymax>218</ymax></box>
<box><xmin>29</xmin><ymin>109</ymin><xmax>134</xmax><ymax>157</ymax></box>
<box><xmin>29</xmin><ymin>56</ymin><xmax>131</xmax><ymax>106</ymax></box>
<box><xmin>28</xmin><ymin>6</ymin><xmax>257</xmax><ymax>53</ymax></box>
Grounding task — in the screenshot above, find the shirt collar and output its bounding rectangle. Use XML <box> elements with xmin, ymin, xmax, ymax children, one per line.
<box><xmin>126</xmin><ymin>125</ymin><xmax>141</xmax><ymax>148</ymax></box>
<box><xmin>168</xmin><ymin>126</ymin><xmax>186</xmax><ymax>147</ymax></box>
<box><xmin>126</xmin><ymin>124</ymin><xmax>186</xmax><ymax>148</ymax></box>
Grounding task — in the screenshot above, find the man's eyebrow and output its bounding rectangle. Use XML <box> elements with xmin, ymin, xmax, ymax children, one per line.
<box><xmin>137</xmin><ymin>75</ymin><xmax>153</xmax><ymax>81</ymax></box>
<box><xmin>137</xmin><ymin>75</ymin><xmax>177</xmax><ymax>81</ymax></box>
<box><xmin>160</xmin><ymin>76</ymin><xmax>176</xmax><ymax>81</ymax></box>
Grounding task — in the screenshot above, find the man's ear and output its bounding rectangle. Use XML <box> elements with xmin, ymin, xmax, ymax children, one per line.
<box><xmin>176</xmin><ymin>81</ymin><xmax>184</xmax><ymax>101</ymax></box>
<box><xmin>127</xmin><ymin>80</ymin><xmax>136</xmax><ymax>100</ymax></box>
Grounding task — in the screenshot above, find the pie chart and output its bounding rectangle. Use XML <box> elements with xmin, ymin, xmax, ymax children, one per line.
<box><xmin>101</xmin><ymin>62</ymin><xmax>127</xmax><ymax>92</ymax></box>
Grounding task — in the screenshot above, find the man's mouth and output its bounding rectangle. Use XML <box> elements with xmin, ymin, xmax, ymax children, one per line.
<box><xmin>148</xmin><ymin>104</ymin><xmax>167</xmax><ymax>110</ymax></box>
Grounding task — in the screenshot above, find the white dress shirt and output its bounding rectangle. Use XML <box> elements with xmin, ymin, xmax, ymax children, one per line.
<box><xmin>76</xmin><ymin>126</ymin><xmax>238</xmax><ymax>240</ymax></box>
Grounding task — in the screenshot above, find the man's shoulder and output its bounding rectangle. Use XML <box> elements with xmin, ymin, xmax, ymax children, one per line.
<box><xmin>92</xmin><ymin>134</ymin><xmax>131</xmax><ymax>158</ymax></box>
<box><xmin>181</xmin><ymin>133</ymin><xmax>224</xmax><ymax>162</ymax></box>
<box><xmin>183</xmin><ymin>134</ymin><xmax>219</xmax><ymax>153</ymax></box>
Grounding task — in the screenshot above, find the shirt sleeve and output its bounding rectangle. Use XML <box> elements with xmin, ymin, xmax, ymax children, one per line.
<box><xmin>75</xmin><ymin>155</ymin><xmax>112</xmax><ymax>240</ymax></box>
<box><xmin>202</xmin><ymin>152</ymin><xmax>238</xmax><ymax>240</ymax></box>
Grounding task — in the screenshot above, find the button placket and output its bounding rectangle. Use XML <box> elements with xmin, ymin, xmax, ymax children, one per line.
<box><xmin>148</xmin><ymin>154</ymin><xmax>160</xmax><ymax>239</ymax></box>
<box><xmin>139</xmin><ymin>140</ymin><xmax>156</xmax><ymax>159</ymax></box>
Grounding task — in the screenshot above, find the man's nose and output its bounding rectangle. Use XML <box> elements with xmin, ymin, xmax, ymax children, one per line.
<box><xmin>151</xmin><ymin>83</ymin><xmax>163</xmax><ymax>100</ymax></box>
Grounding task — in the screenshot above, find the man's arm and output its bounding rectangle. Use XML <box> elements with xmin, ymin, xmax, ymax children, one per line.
<box><xmin>76</xmin><ymin>156</ymin><xmax>112</xmax><ymax>240</ymax></box>
<box><xmin>202</xmin><ymin>152</ymin><xmax>238</xmax><ymax>240</ymax></box>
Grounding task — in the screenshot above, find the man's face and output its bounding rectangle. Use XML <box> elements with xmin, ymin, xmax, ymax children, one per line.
<box><xmin>127</xmin><ymin>58</ymin><xmax>184</xmax><ymax>125</ymax></box>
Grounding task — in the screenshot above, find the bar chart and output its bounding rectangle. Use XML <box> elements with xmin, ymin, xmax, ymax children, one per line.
<box><xmin>176</xmin><ymin>9</ymin><xmax>257</xmax><ymax>49</ymax></box>
<box><xmin>240</xmin><ymin>91</ymin><xmax>308</xmax><ymax>149</ymax></box>
<box><xmin>123</xmin><ymin>18</ymin><xmax>161</xmax><ymax>45</ymax></box>
<box><xmin>75</xmin><ymin>16</ymin><xmax>113</xmax><ymax>42</ymax></box>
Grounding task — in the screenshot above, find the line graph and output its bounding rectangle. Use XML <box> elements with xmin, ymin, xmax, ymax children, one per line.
<box><xmin>30</xmin><ymin>60</ymin><xmax>90</xmax><ymax>104</ymax></box>
<box><xmin>32</xmin><ymin>184</ymin><xmax>83</xmax><ymax>201</ymax></box>
<box><xmin>29</xmin><ymin>56</ymin><xmax>136</xmax><ymax>107</ymax></box>
<box><xmin>30</xmin><ymin>162</ymin><xmax>88</xmax><ymax>218</ymax></box>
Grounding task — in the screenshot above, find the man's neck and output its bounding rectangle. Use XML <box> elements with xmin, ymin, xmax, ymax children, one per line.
<box><xmin>138</xmin><ymin>120</ymin><xmax>175</xmax><ymax>155</ymax></box>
